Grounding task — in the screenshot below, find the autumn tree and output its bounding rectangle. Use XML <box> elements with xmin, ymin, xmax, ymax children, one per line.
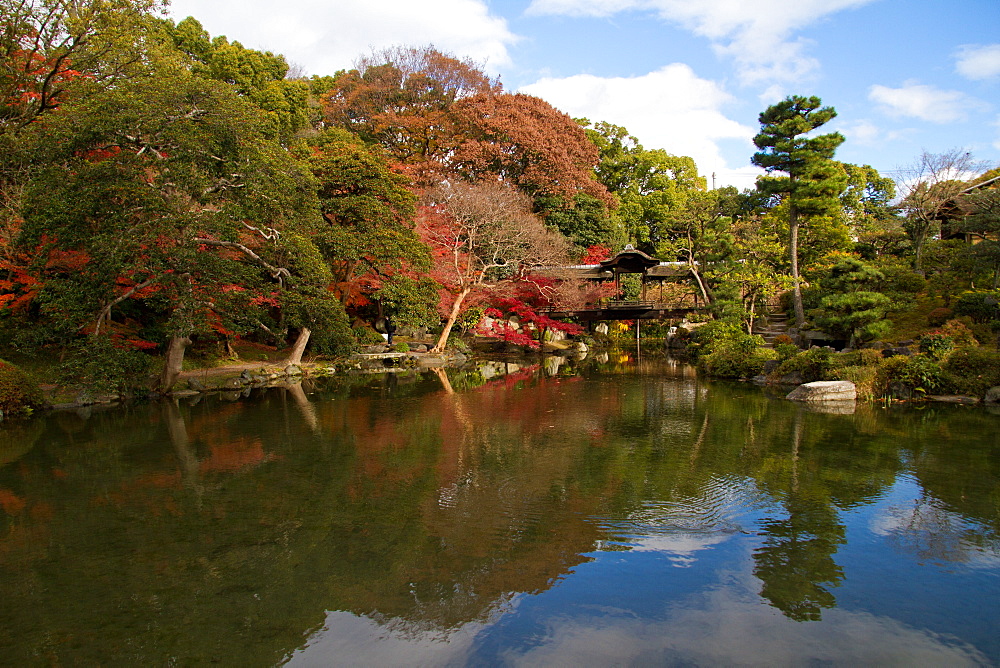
<box><xmin>752</xmin><ymin>95</ymin><xmax>847</xmax><ymax>328</ymax></box>
<box><xmin>7</xmin><ymin>56</ymin><xmax>340</xmax><ymax>390</ymax></box>
<box><xmin>0</xmin><ymin>0</ymin><xmax>161</xmax><ymax>136</ymax></box>
<box><xmin>1</xmin><ymin>0</ymin><xmax>164</xmax><ymax>268</ymax></box>
<box><xmin>449</xmin><ymin>93</ymin><xmax>611</xmax><ymax>208</ymax></box>
<box><xmin>418</xmin><ymin>180</ymin><xmax>571</xmax><ymax>352</ymax></box>
<box><xmin>322</xmin><ymin>45</ymin><xmax>498</xmax><ymax>173</ymax></box>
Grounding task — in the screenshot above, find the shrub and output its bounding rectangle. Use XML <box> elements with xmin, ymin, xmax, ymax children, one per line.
<box><xmin>939</xmin><ymin>319</ymin><xmax>978</xmax><ymax>347</ymax></box>
<box><xmin>691</xmin><ymin>319</ymin><xmax>772</xmax><ymax>378</ymax></box>
<box><xmin>926</xmin><ymin>307</ymin><xmax>953</xmax><ymax>327</ymax></box>
<box><xmin>775</xmin><ymin>342</ymin><xmax>800</xmax><ymax>361</ymax></box>
<box><xmin>59</xmin><ymin>337</ymin><xmax>152</xmax><ymax>397</ymax></box>
<box><xmin>918</xmin><ymin>332</ymin><xmax>954</xmax><ymax>360</ymax></box>
<box><xmin>772</xmin><ymin>347</ymin><xmax>835</xmax><ymax>383</ymax></box>
<box><xmin>773</xmin><ymin>334</ymin><xmax>795</xmax><ymax>346</ymax></box>
<box><xmin>688</xmin><ymin>319</ymin><xmax>751</xmax><ymax>356</ymax></box>
<box><xmin>699</xmin><ymin>346</ymin><xmax>777</xmax><ymax>379</ymax></box>
<box><xmin>352</xmin><ymin>323</ymin><xmax>385</xmax><ymax>345</ymax></box>
<box><xmin>875</xmin><ymin>355</ymin><xmax>949</xmax><ymax>396</ymax></box>
<box><xmin>858</xmin><ymin>348</ymin><xmax>885</xmax><ymax>366</ymax></box>
<box><xmin>941</xmin><ymin>347</ymin><xmax>1000</xmax><ymax>397</ymax></box>
<box><xmin>831</xmin><ymin>365</ymin><xmax>879</xmax><ymax>401</ymax></box>
<box><xmin>0</xmin><ymin>361</ymin><xmax>44</xmax><ymax>415</ymax></box>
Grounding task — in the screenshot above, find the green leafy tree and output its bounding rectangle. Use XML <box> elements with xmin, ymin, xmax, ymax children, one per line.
<box><xmin>839</xmin><ymin>163</ymin><xmax>905</xmax><ymax>259</ymax></box>
<box><xmin>165</xmin><ymin>16</ymin><xmax>311</xmax><ymax>143</ymax></box>
<box><xmin>9</xmin><ymin>55</ymin><xmax>327</xmax><ymax>389</ymax></box>
<box><xmin>752</xmin><ymin>96</ymin><xmax>848</xmax><ymax>328</ymax></box>
<box><xmin>583</xmin><ymin>120</ymin><xmax>704</xmax><ymax>255</ymax></box>
<box><xmin>304</xmin><ymin>128</ymin><xmax>428</xmax><ymax>308</ymax></box>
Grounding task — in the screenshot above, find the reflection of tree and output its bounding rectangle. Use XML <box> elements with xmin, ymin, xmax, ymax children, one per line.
<box><xmin>885</xmin><ymin>490</ymin><xmax>1000</xmax><ymax>565</ymax></box>
<box><xmin>751</xmin><ymin>410</ymin><xmax>848</xmax><ymax>621</ymax></box>
<box><xmin>0</xmin><ymin>359</ymin><xmax>927</xmax><ymax>663</ymax></box>
<box><xmin>753</xmin><ymin>494</ymin><xmax>846</xmax><ymax>621</ymax></box>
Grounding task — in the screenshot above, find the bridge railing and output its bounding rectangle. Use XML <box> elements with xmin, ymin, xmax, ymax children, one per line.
<box><xmin>538</xmin><ymin>299</ymin><xmax>707</xmax><ymax>313</ymax></box>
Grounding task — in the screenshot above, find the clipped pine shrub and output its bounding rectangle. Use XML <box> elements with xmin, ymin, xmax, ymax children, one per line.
<box><xmin>953</xmin><ymin>291</ymin><xmax>1000</xmax><ymax>324</ymax></box>
<box><xmin>0</xmin><ymin>360</ymin><xmax>45</xmax><ymax>416</ymax></box>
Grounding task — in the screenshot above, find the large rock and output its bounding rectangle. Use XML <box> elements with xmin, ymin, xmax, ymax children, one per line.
<box><xmin>786</xmin><ymin>380</ymin><xmax>857</xmax><ymax>402</ymax></box>
<box><xmin>926</xmin><ymin>395</ymin><xmax>980</xmax><ymax>404</ymax></box>
<box><xmin>984</xmin><ymin>386</ymin><xmax>1000</xmax><ymax>404</ymax></box>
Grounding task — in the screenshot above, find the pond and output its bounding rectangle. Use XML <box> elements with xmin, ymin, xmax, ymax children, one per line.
<box><xmin>1</xmin><ymin>354</ymin><xmax>998</xmax><ymax>666</ymax></box>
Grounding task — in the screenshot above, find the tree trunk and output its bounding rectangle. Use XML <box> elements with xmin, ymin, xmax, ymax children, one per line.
<box><xmin>156</xmin><ymin>335</ymin><xmax>191</xmax><ymax>393</ymax></box>
<box><xmin>285</xmin><ymin>327</ymin><xmax>311</xmax><ymax>365</ymax></box>
<box><xmin>789</xmin><ymin>207</ymin><xmax>806</xmax><ymax>329</ymax></box>
<box><xmin>431</xmin><ymin>287</ymin><xmax>472</xmax><ymax>353</ymax></box>
<box><xmin>688</xmin><ymin>254</ymin><xmax>713</xmax><ymax>305</ymax></box>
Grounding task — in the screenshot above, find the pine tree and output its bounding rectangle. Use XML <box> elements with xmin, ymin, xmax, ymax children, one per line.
<box><xmin>752</xmin><ymin>96</ymin><xmax>847</xmax><ymax>328</ymax></box>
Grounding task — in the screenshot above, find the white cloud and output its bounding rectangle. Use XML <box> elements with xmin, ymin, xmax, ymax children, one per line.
<box><xmin>955</xmin><ymin>44</ymin><xmax>1000</xmax><ymax>81</ymax></box>
<box><xmin>838</xmin><ymin>119</ymin><xmax>909</xmax><ymax>147</ymax></box>
<box><xmin>167</xmin><ymin>0</ymin><xmax>518</xmax><ymax>76</ymax></box>
<box><xmin>840</xmin><ymin>119</ymin><xmax>881</xmax><ymax>146</ymax></box>
<box><xmin>525</xmin><ymin>0</ymin><xmax>876</xmax><ymax>85</ymax></box>
<box><xmin>519</xmin><ymin>64</ymin><xmax>758</xmax><ymax>187</ymax></box>
<box><xmin>501</xmin><ymin>589</ymin><xmax>991</xmax><ymax>666</ymax></box>
<box><xmin>869</xmin><ymin>82</ymin><xmax>987</xmax><ymax>124</ymax></box>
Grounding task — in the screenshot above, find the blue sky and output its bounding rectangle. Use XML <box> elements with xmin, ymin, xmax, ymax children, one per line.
<box><xmin>167</xmin><ymin>0</ymin><xmax>1000</xmax><ymax>188</ymax></box>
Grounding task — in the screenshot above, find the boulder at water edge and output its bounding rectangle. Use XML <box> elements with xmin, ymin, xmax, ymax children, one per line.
<box><xmin>786</xmin><ymin>380</ymin><xmax>857</xmax><ymax>402</ymax></box>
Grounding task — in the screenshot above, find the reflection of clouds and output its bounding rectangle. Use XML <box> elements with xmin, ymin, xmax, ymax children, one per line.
<box><xmin>284</xmin><ymin>582</ymin><xmax>991</xmax><ymax>667</ymax></box>
<box><xmin>598</xmin><ymin>475</ymin><xmax>766</xmax><ymax>567</ymax></box>
<box><xmin>500</xmin><ymin>587</ymin><xmax>990</xmax><ymax>667</ymax></box>
<box><xmin>286</xmin><ymin>610</ymin><xmax>481</xmax><ymax>666</ymax></box>
<box><xmin>628</xmin><ymin>533</ymin><xmax>731</xmax><ymax>567</ymax></box>
<box><xmin>870</xmin><ymin>497</ymin><xmax>1000</xmax><ymax>568</ymax></box>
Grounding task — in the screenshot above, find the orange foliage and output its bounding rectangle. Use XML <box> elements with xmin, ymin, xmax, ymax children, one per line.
<box><xmin>0</xmin><ymin>488</ymin><xmax>27</xmax><ymax>515</ymax></box>
<box><xmin>199</xmin><ymin>437</ymin><xmax>272</xmax><ymax>474</ymax></box>
<box><xmin>450</xmin><ymin>93</ymin><xmax>612</xmax><ymax>205</ymax></box>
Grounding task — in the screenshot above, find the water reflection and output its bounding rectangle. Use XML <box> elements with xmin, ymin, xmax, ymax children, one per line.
<box><xmin>0</xmin><ymin>356</ymin><xmax>998</xmax><ymax>665</ymax></box>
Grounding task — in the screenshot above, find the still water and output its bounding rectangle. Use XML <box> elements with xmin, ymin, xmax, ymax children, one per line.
<box><xmin>1</xmin><ymin>355</ymin><xmax>998</xmax><ymax>666</ymax></box>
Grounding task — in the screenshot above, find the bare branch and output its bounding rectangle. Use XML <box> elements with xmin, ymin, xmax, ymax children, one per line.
<box><xmin>194</xmin><ymin>238</ymin><xmax>291</xmax><ymax>285</ymax></box>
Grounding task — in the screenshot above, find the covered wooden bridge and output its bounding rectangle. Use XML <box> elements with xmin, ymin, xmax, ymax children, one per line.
<box><xmin>533</xmin><ymin>246</ymin><xmax>709</xmax><ymax>321</ymax></box>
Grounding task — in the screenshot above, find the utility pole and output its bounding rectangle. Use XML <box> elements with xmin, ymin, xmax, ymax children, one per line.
<box><xmin>711</xmin><ymin>172</ymin><xmax>716</xmax><ymax>190</ymax></box>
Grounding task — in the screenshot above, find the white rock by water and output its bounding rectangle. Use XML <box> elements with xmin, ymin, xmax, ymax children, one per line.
<box><xmin>786</xmin><ymin>380</ymin><xmax>857</xmax><ymax>402</ymax></box>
